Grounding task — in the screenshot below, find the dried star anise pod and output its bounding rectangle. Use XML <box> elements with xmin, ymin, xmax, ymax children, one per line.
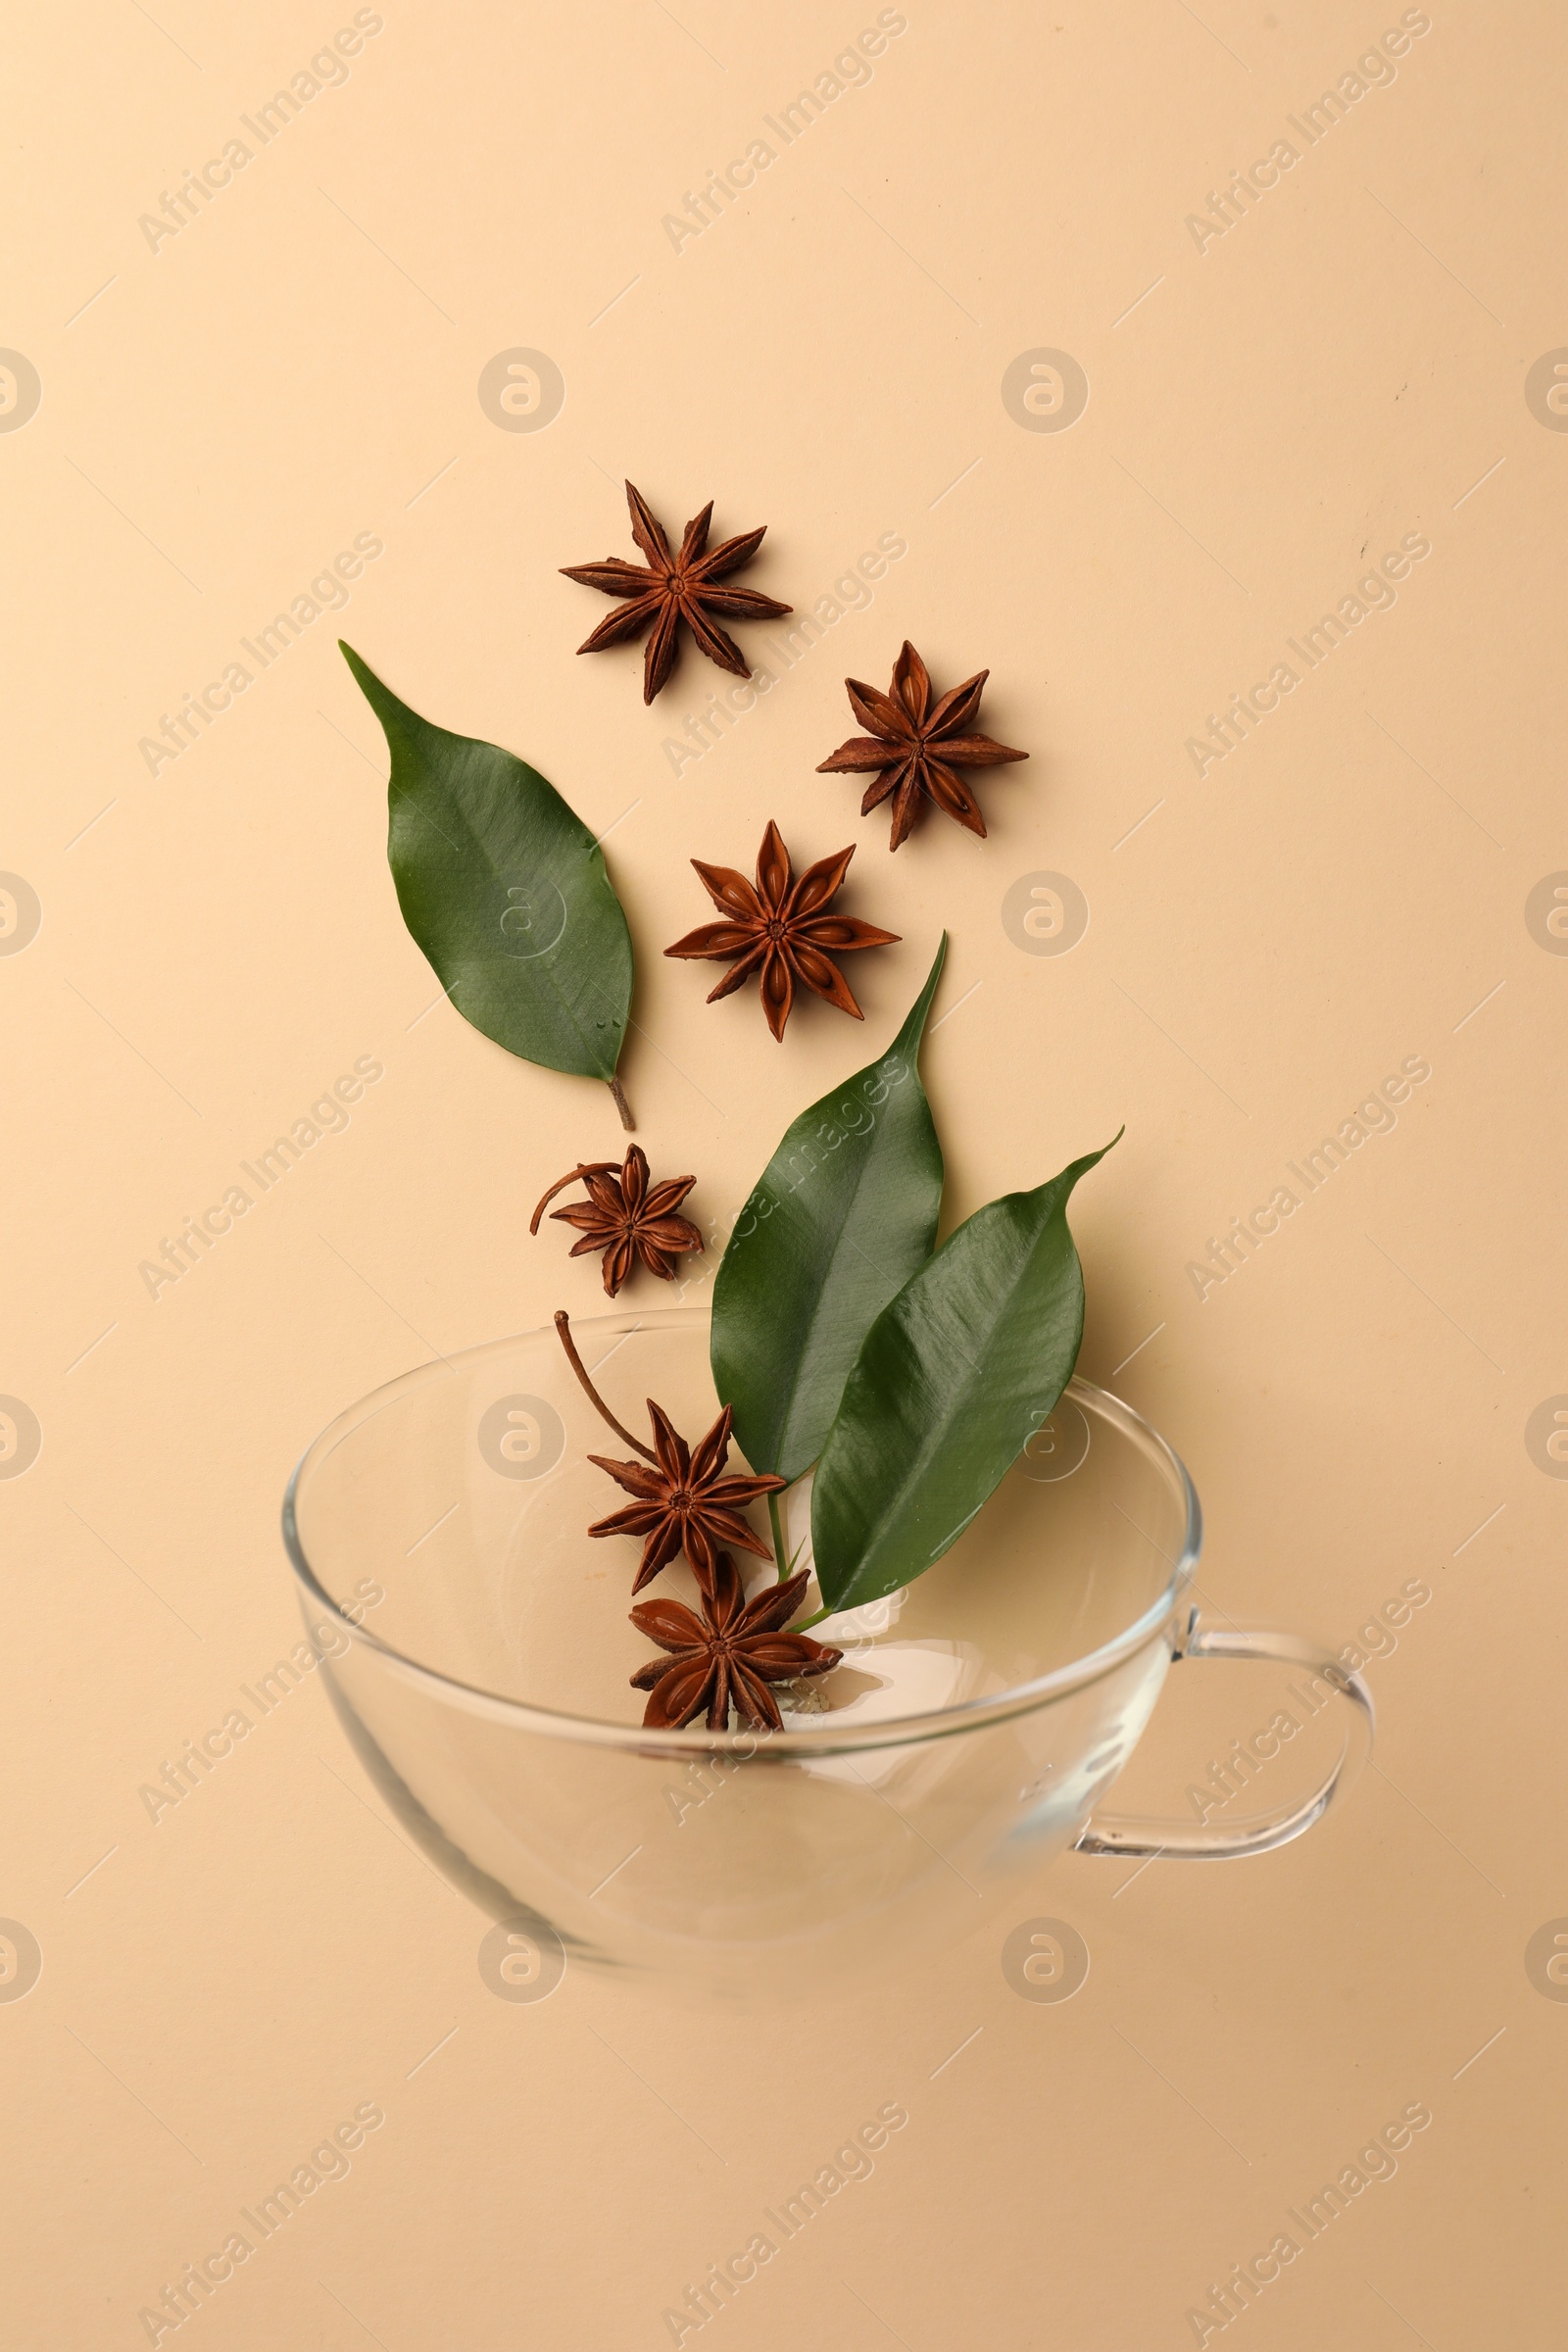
<box><xmin>561</xmin><ymin>480</ymin><xmax>792</xmax><ymax>705</ymax></box>
<box><xmin>664</xmin><ymin>817</ymin><xmax>899</xmax><ymax>1043</ymax></box>
<box><xmin>817</xmin><ymin>639</ymin><xmax>1028</xmax><ymax>850</ymax></box>
<box><xmin>630</xmin><ymin>1554</ymin><xmax>843</xmax><ymax>1731</ymax></box>
<box><xmin>554</xmin><ymin>1313</ymin><xmax>784</xmax><ymax>1592</ymax></box>
<box><xmin>591</xmin><ymin>1403</ymin><xmax>784</xmax><ymax>1592</ymax></box>
<box><xmin>529</xmin><ymin>1148</ymin><xmax>702</xmax><ymax>1298</ymax></box>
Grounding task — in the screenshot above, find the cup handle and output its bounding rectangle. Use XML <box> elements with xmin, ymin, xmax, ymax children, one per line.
<box><xmin>1072</xmin><ymin>1606</ymin><xmax>1374</xmax><ymax>1861</ymax></box>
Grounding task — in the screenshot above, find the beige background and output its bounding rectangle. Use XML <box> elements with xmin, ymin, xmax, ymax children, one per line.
<box><xmin>5</xmin><ymin>0</ymin><xmax>1565</xmax><ymax>2343</ymax></box>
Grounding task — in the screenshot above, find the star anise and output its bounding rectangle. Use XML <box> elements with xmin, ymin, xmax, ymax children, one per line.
<box><xmin>590</xmin><ymin>1399</ymin><xmax>785</xmax><ymax>1592</ymax></box>
<box><xmin>553</xmin><ymin>1313</ymin><xmax>785</xmax><ymax>1593</ymax></box>
<box><xmin>529</xmin><ymin>1148</ymin><xmax>702</xmax><ymax>1297</ymax></box>
<box><xmin>561</xmin><ymin>481</ymin><xmax>792</xmax><ymax>704</ymax></box>
<box><xmin>664</xmin><ymin>818</ymin><xmax>899</xmax><ymax>1043</ymax></box>
<box><xmin>817</xmin><ymin>640</ymin><xmax>1028</xmax><ymax>850</ymax></box>
<box><xmin>630</xmin><ymin>1554</ymin><xmax>843</xmax><ymax>1731</ymax></box>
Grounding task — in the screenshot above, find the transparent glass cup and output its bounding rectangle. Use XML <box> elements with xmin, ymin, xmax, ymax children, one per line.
<box><xmin>282</xmin><ymin>1308</ymin><xmax>1370</xmax><ymax>2004</ymax></box>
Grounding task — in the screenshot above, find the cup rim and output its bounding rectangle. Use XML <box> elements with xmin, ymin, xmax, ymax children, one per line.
<box><xmin>281</xmin><ymin>1311</ymin><xmax>1201</xmax><ymax>1758</ymax></box>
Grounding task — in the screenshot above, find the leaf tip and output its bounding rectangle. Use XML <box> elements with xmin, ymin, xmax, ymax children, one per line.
<box><xmin>897</xmin><ymin>932</ymin><xmax>950</xmax><ymax>1059</ymax></box>
<box><xmin>338</xmin><ymin>639</ymin><xmax>379</xmax><ymax>701</ymax></box>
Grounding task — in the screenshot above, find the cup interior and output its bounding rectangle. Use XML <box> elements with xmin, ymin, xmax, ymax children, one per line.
<box><xmin>285</xmin><ymin>1309</ymin><xmax>1198</xmax><ymax>1743</ymax></box>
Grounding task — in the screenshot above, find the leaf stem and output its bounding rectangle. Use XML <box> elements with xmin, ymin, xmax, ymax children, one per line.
<box><xmin>608</xmin><ymin>1075</ymin><xmax>635</xmax><ymax>1131</ymax></box>
<box><xmin>552</xmin><ymin>1309</ymin><xmax>658</xmax><ymax>1462</ymax></box>
<box><xmin>768</xmin><ymin>1490</ymin><xmax>789</xmax><ymax>1581</ymax></box>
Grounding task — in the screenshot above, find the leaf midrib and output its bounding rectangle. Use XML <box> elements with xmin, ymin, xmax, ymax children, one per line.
<box><xmin>768</xmin><ymin>1112</ymin><xmax>937</xmax><ymax>1469</ymax></box>
<box><xmin>395</xmin><ymin>723</ymin><xmax>623</xmax><ymax>1076</ymax></box>
<box><xmin>760</xmin><ymin>955</ymin><xmax>945</xmax><ymax>1469</ymax></box>
<box><xmin>836</xmin><ymin>1207</ymin><xmax>1054</xmax><ymax>1577</ymax></box>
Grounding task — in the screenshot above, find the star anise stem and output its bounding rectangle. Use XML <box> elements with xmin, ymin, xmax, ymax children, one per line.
<box><xmin>534</xmin><ymin>1149</ymin><xmax>703</xmax><ymax>1295</ymax></box>
<box><xmin>553</xmin><ymin>1309</ymin><xmax>659</xmax><ymax>1464</ymax></box>
<box><xmin>530</xmin><ymin>1164</ymin><xmax>620</xmax><ymax>1235</ymax></box>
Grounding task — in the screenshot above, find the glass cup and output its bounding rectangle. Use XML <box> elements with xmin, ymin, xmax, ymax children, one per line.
<box><xmin>282</xmin><ymin>1308</ymin><xmax>1370</xmax><ymax>2005</ymax></box>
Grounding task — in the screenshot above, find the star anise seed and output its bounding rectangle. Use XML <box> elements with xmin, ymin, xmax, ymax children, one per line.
<box><xmin>529</xmin><ymin>1148</ymin><xmax>702</xmax><ymax>1298</ymax></box>
<box><xmin>817</xmin><ymin>639</ymin><xmax>1028</xmax><ymax>850</ymax></box>
<box><xmin>561</xmin><ymin>481</ymin><xmax>792</xmax><ymax>705</ymax></box>
<box><xmin>589</xmin><ymin>1398</ymin><xmax>785</xmax><ymax>1593</ymax></box>
<box><xmin>630</xmin><ymin>1555</ymin><xmax>843</xmax><ymax>1731</ymax></box>
<box><xmin>664</xmin><ymin>818</ymin><xmax>900</xmax><ymax>1043</ymax></box>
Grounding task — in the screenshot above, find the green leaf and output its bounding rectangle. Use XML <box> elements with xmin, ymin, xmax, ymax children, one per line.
<box><xmin>809</xmin><ymin>1136</ymin><xmax>1120</xmax><ymax>1614</ymax></box>
<box><xmin>710</xmin><ymin>939</ymin><xmax>948</xmax><ymax>1483</ymax></box>
<box><xmin>342</xmin><ymin>644</ymin><xmax>633</xmax><ymax>1085</ymax></box>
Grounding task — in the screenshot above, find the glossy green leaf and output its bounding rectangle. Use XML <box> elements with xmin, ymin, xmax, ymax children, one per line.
<box><xmin>810</xmin><ymin>1137</ymin><xmax>1119</xmax><ymax>1614</ymax></box>
<box><xmin>710</xmin><ymin>939</ymin><xmax>948</xmax><ymax>1483</ymax></box>
<box><xmin>342</xmin><ymin>644</ymin><xmax>633</xmax><ymax>1085</ymax></box>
